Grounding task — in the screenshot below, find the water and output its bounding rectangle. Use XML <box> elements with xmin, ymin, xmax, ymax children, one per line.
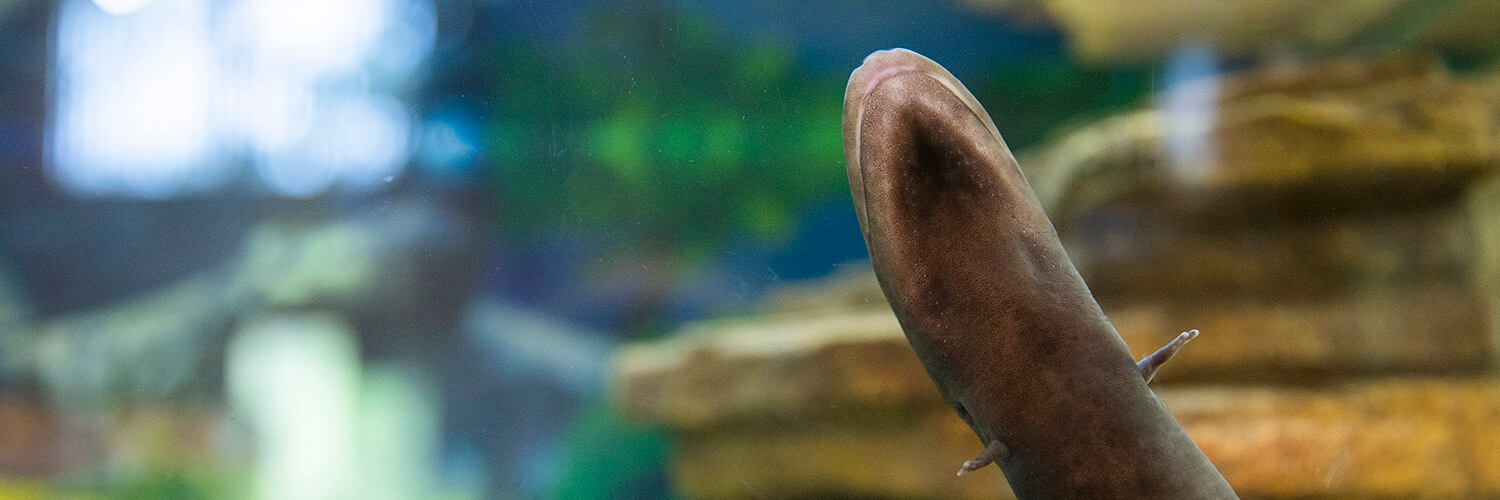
<box><xmin>1</xmin><ymin>0</ymin><xmax>1498</xmax><ymax>498</ymax></box>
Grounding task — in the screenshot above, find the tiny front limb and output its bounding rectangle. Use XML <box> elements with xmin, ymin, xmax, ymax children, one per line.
<box><xmin>957</xmin><ymin>439</ymin><xmax>1010</xmax><ymax>476</ymax></box>
<box><xmin>1137</xmin><ymin>329</ymin><xmax>1200</xmax><ymax>384</ymax></box>
<box><xmin>958</xmin><ymin>330</ymin><xmax>1200</xmax><ymax>477</ymax></box>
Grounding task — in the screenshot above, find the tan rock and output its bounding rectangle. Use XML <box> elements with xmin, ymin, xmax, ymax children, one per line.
<box><xmin>1064</xmin><ymin>203</ymin><xmax>1475</xmax><ymax>303</ymax></box>
<box><xmin>1021</xmin><ymin>57</ymin><xmax>1500</xmax><ymax>220</ymax></box>
<box><xmin>1162</xmin><ymin>380</ymin><xmax>1500</xmax><ymax>498</ymax></box>
<box><xmin>663</xmin><ymin>380</ymin><xmax>1500</xmax><ymax>500</ymax></box>
<box><xmin>615</xmin><ymin>311</ymin><xmax>939</xmax><ymax>428</ymax></box>
<box><xmin>1109</xmin><ymin>283</ymin><xmax>1491</xmax><ymax>383</ymax></box>
<box><xmin>618</xmin><ymin>283</ymin><xmax>1490</xmax><ymax>426</ymax></box>
<box><xmin>758</xmin><ymin>263</ymin><xmax>888</xmax><ymax>316</ymax></box>
<box><xmin>674</xmin><ymin>411</ymin><xmax>1013</xmax><ymax>500</ymax></box>
<box><xmin>1467</xmin><ymin>175</ymin><xmax>1500</xmax><ymax>363</ymax></box>
<box><xmin>991</xmin><ymin>0</ymin><xmax>1500</xmax><ymax>65</ymax></box>
<box><xmin>1045</xmin><ymin>0</ymin><xmax>1396</xmax><ymax>63</ymax></box>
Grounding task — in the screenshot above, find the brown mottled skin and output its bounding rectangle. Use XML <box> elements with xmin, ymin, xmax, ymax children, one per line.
<box><xmin>843</xmin><ymin>49</ymin><xmax>1237</xmax><ymax>499</ymax></box>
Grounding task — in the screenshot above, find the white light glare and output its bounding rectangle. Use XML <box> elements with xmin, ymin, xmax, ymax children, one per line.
<box><xmin>52</xmin><ymin>0</ymin><xmax>221</xmax><ymax>198</ymax></box>
<box><xmin>91</xmin><ymin>0</ymin><xmax>154</xmax><ymax>15</ymax></box>
<box><xmin>238</xmin><ymin>0</ymin><xmax>384</xmax><ymax>75</ymax></box>
<box><xmin>257</xmin><ymin>96</ymin><xmax>410</xmax><ymax>197</ymax></box>
<box><xmin>1160</xmin><ymin>44</ymin><xmax>1221</xmax><ymax>180</ymax></box>
<box><xmin>50</xmin><ymin>0</ymin><xmax>435</xmax><ymax>198</ymax></box>
<box><xmin>227</xmin><ymin>316</ymin><xmax>360</xmax><ymax>500</ymax></box>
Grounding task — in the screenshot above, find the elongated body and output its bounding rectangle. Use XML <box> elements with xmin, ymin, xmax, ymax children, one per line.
<box><xmin>843</xmin><ymin>49</ymin><xmax>1236</xmax><ymax>499</ymax></box>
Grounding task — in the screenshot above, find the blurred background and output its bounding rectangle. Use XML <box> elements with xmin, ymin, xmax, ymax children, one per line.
<box><xmin>3</xmin><ymin>0</ymin><xmax>1500</xmax><ymax>498</ymax></box>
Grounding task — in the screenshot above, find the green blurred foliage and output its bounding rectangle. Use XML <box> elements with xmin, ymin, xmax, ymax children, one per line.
<box><xmin>57</xmin><ymin>469</ymin><xmax>249</xmax><ymax>500</ymax></box>
<box><xmin>473</xmin><ymin>4</ymin><xmax>1152</xmax><ymax>267</ymax></box>
<box><xmin>548</xmin><ymin>400</ymin><xmax>674</xmax><ymax>500</ymax></box>
<box><xmin>480</xmin><ymin>7</ymin><xmax>846</xmax><ymax>255</ymax></box>
<box><xmin>969</xmin><ymin>57</ymin><xmax>1152</xmax><ymax>150</ymax></box>
<box><xmin>108</xmin><ymin>475</ymin><xmax>209</xmax><ymax>500</ymax></box>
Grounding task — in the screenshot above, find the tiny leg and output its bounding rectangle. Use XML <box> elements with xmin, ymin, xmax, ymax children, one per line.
<box><xmin>1137</xmin><ymin>329</ymin><xmax>1199</xmax><ymax>384</ymax></box>
<box><xmin>957</xmin><ymin>438</ymin><xmax>1009</xmax><ymax>476</ymax></box>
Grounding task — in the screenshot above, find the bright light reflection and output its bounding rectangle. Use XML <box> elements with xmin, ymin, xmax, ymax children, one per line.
<box><xmin>371</xmin><ymin>0</ymin><xmax>438</xmax><ymax>80</ymax></box>
<box><xmin>234</xmin><ymin>76</ymin><xmax>316</xmax><ymax>154</ymax></box>
<box><xmin>91</xmin><ymin>0</ymin><xmax>154</xmax><ymax>15</ymax></box>
<box><xmin>1160</xmin><ymin>44</ymin><xmax>1221</xmax><ymax>181</ymax></box>
<box><xmin>227</xmin><ymin>315</ymin><xmax>359</xmax><ymax>500</ymax></box>
<box><xmin>257</xmin><ymin>95</ymin><xmax>410</xmax><ymax>197</ymax></box>
<box><xmin>52</xmin><ymin>0</ymin><xmax>219</xmax><ymax>199</ymax></box>
<box><xmin>50</xmin><ymin>0</ymin><xmax>436</xmax><ymax>198</ymax></box>
<box><xmin>234</xmin><ymin>0</ymin><xmax>384</xmax><ymax>76</ymax></box>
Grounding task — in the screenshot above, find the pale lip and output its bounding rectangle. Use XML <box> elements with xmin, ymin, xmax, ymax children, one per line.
<box><xmin>855</xmin><ymin>51</ymin><xmax>920</xmax><ymax>99</ymax></box>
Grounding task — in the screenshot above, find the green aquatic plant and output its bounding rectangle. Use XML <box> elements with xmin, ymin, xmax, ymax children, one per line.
<box><xmin>479</xmin><ymin>8</ymin><xmax>844</xmax><ymax>255</ymax></box>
